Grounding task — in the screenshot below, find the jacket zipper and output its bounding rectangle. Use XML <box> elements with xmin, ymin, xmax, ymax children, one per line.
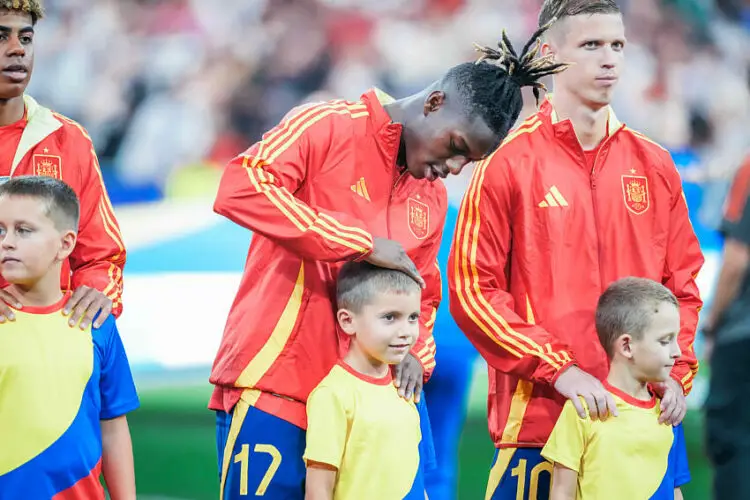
<box><xmin>387</xmin><ymin>170</ymin><xmax>408</xmax><ymax>238</ymax></box>
<box><xmin>589</xmin><ymin>136</ymin><xmax>615</xmax><ymax>290</ymax></box>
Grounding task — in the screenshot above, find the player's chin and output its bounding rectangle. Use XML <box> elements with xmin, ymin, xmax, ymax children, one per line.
<box><xmin>0</xmin><ymin>82</ymin><xmax>27</xmax><ymax>100</ymax></box>
<box><xmin>592</xmin><ymin>89</ymin><xmax>616</xmax><ymax>105</ymax></box>
<box><xmin>405</xmin><ymin>162</ymin><xmax>426</xmax><ymax>180</ymax></box>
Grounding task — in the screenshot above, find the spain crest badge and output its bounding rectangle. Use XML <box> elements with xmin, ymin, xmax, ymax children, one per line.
<box><xmin>621</xmin><ymin>175</ymin><xmax>649</xmax><ymax>215</ymax></box>
<box><xmin>33</xmin><ymin>154</ymin><xmax>62</xmax><ymax>180</ymax></box>
<box><xmin>407</xmin><ymin>197</ymin><xmax>430</xmax><ymax>240</ymax></box>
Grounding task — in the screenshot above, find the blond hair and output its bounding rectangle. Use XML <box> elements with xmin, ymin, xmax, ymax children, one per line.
<box><xmin>0</xmin><ymin>0</ymin><xmax>45</xmax><ymax>23</ymax></box>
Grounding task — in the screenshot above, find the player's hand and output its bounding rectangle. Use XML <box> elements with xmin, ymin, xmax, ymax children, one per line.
<box><xmin>365</xmin><ymin>238</ymin><xmax>425</xmax><ymax>289</ymax></box>
<box><xmin>553</xmin><ymin>365</ymin><xmax>619</xmax><ymax>421</ymax></box>
<box><xmin>0</xmin><ymin>288</ymin><xmax>22</xmax><ymax>323</ymax></box>
<box><xmin>652</xmin><ymin>377</ymin><xmax>687</xmax><ymax>425</ymax></box>
<box><xmin>394</xmin><ymin>353</ymin><xmax>424</xmax><ymax>403</ymax></box>
<box><xmin>63</xmin><ymin>285</ymin><xmax>112</xmax><ymax>330</ymax></box>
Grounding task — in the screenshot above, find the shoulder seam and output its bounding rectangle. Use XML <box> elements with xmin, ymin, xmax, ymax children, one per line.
<box><xmin>481</xmin><ymin>116</ymin><xmax>544</xmax><ymax>165</ymax></box>
<box><xmin>282</xmin><ymin>100</ymin><xmax>368</xmax><ymax>124</ymax></box>
<box><xmin>52</xmin><ymin>112</ymin><xmax>94</xmax><ymax>143</ymax></box>
<box><xmin>499</xmin><ymin>116</ymin><xmax>543</xmax><ymax>149</ymax></box>
<box><xmin>622</xmin><ymin>127</ymin><xmax>669</xmax><ymax>153</ymax></box>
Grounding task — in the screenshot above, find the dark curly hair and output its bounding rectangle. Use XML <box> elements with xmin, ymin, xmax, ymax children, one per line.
<box><xmin>444</xmin><ymin>20</ymin><xmax>571</xmax><ymax>141</ymax></box>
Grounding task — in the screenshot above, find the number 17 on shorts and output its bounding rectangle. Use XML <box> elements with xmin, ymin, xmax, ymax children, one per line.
<box><xmin>217</xmin><ymin>403</ymin><xmax>307</xmax><ymax>499</ymax></box>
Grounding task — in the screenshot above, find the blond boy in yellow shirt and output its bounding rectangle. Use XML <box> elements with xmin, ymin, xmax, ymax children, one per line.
<box><xmin>543</xmin><ymin>277</ymin><xmax>690</xmax><ymax>499</ymax></box>
<box><xmin>304</xmin><ymin>262</ymin><xmax>428</xmax><ymax>500</ymax></box>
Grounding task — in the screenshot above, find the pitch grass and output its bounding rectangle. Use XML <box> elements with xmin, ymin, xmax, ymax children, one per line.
<box><xmin>128</xmin><ymin>377</ymin><xmax>711</xmax><ymax>499</ymax></box>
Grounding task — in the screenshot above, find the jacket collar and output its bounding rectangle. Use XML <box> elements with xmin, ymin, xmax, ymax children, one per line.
<box><xmin>11</xmin><ymin>95</ymin><xmax>63</xmax><ymax>175</ymax></box>
<box><xmin>361</xmin><ymin>88</ymin><xmax>403</xmax><ymax>173</ymax></box>
<box><xmin>540</xmin><ymin>94</ymin><xmax>624</xmax><ymax>139</ymax></box>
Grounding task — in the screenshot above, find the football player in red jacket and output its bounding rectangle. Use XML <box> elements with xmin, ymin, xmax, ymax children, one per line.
<box><xmin>0</xmin><ymin>1</ymin><xmax>125</xmax><ymax>328</ymax></box>
<box><xmin>450</xmin><ymin>1</ymin><xmax>704</xmax><ymax>498</ymax></box>
<box><xmin>211</xmin><ymin>25</ymin><xmax>568</xmax><ymax>500</ymax></box>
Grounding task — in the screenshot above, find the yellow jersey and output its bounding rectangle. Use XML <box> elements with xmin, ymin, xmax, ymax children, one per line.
<box><xmin>542</xmin><ymin>382</ymin><xmax>689</xmax><ymax>499</ymax></box>
<box><xmin>304</xmin><ymin>362</ymin><xmax>423</xmax><ymax>499</ymax></box>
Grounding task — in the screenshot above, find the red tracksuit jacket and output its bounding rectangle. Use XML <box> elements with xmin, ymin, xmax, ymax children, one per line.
<box><xmin>209</xmin><ymin>89</ymin><xmax>446</xmax><ymax>428</ymax></box>
<box><xmin>449</xmin><ymin>99</ymin><xmax>703</xmax><ymax>447</ymax></box>
<box><xmin>0</xmin><ymin>96</ymin><xmax>125</xmax><ymax>315</ymax></box>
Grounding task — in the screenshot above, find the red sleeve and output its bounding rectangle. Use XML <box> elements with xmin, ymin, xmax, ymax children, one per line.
<box><xmin>662</xmin><ymin>160</ymin><xmax>704</xmax><ymax>395</ymax></box>
<box><xmin>59</xmin><ymin>117</ymin><xmax>126</xmax><ymax>317</ymax></box>
<box><xmin>410</xmin><ymin>202</ymin><xmax>446</xmax><ymax>380</ymax></box>
<box><xmin>448</xmin><ymin>153</ymin><xmax>574</xmax><ymax>385</ymax></box>
<box><xmin>213</xmin><ymin>102</ymin><xmax>374</xmax><ymax>262</ymax></box>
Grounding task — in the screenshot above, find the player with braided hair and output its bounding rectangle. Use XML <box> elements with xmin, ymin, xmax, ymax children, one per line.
<box><xmin>449</xmin><ymin>0</ymin><xmax>703</xmax><ymax>498</ymax></box>
<box><xmin>212</xmin><ymin>23</ymin><xmax>566</xmax><ymax>500</ymax></box>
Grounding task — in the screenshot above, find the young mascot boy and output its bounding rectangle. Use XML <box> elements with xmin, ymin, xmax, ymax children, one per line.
<box><xmin>543</xmin><ymin>277</ymin><xmax>690</xmax><ymax>500</ymax></box>
<box><xmin>0</xmin><ymin>176</ymin><xmax>139</xmax><ymax>499</ymax></box>
<box><xmin>304</xmin><ymin>262</ymin><xmax>428</xmax><ymax>500</ymax></box>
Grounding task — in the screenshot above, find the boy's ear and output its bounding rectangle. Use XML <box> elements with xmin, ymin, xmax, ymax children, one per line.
<box><xmin>57</xmin><ymin>230</ymin><xmax>77</xmax><ymax>262</ymax></box>
<box><xmin>337</xmin><ymin>308</ymin><xmax>357</xmax><ymax>336</ymax></box>
<box><xmin>613</xmin><ymin>333</ymin><xmax>634</xmax><ymax>359</ymax></box>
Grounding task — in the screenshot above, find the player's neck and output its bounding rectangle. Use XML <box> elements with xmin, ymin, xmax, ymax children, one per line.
<box><xmin>606</xmin><ymin>361</ymin><xmax>651</xmax><ymax>401</ymax></box>
<box><xmin>343</xmin><ymin>341</ymin><xmax>390</xmax><ymax>380</ymax></box>
<box><xmin>384</xmin><ymin>95</ymin><xmax>421</xmax><ymax>168</ymax></box>
<box><xmin>7</xmin><ymin>270</ymin><xmax>65</xmax><ymax>309</ymax></box>
<box><xmin>550</xmin><ymin>92</ymin><xmax>609</xmax><ymax>150</ymax></box>
<box><xmin>0</xmin><ymin>95</ymin><xmax>25</xmax><ymax>127</ymax></box>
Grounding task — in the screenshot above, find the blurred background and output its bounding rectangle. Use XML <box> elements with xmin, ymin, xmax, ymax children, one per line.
<box><xmin>29</xmin><ymin>0</ymin><xmax>750</xmax><ymax>498</ymax></box>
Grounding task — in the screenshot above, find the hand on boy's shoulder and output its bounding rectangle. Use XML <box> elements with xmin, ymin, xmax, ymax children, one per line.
<box><xmin>62</xmin><ymin>286</ymin><xmax>113</xmax><ymax>330</ymax></box>
<box><xmin>0</xmin><ymin>287</ymin><xmax>22</xmax><ymax>323</ymax></box>
<box><xmin>554</xmin><ymin>365</ymin><xmax>619</xmax><ymax>421</ymax></box>
<box><xmin>0</xmin><ymin>287</ymin><xmax>113</xmax><ymax>330</ymax></box>
<box><xmin>651</xmin><ymin>378</ymin><xmax>687</xmax><ymax>426</ymax></box>
<box><xmin>394</xmin><ymin>353</ymin><xmax>424</xmax><ymax>403</ymax></box>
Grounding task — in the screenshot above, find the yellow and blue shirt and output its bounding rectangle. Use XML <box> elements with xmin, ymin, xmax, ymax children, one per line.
<box><xmin>542</xmin><ymin>382</ymin><xmax>690</xmax><ymax>499</ymax></box>
<box><xmin>0</xmin><ymin>296</ymin><xmax>139</xmax><ymax>499</ymax></box>
<box><xmin>304</xmin><ymin>362</ymin><xmax>424</xmax><ymax>499</ymax></box>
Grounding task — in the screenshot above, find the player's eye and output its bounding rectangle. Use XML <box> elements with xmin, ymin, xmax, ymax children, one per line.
<box><xmin>408</xmin><ymin>313</ymin><xmax>419</xmax><ymax>322</ymax></box>
<box><xmin>612</xmin><ymin>41</ymin><xmax>624</xmax><ymax>51</ymax></box>
<box><xmin>17</xmin><ymin>226</ymin><xmax>31</xmax><ymax>235</ymax></box>
<box><xmin>382</xmin><ymin>313</ymin><xmax>395</xmax><ymax>322</ymax></box>
<box><xmin>20</xmin><ymin>35</ymin><xmax>33</xmax><ymax>44</ymax></box>
<box><xmin>583</xmin><ymin>41</ymin><xmax>599</xmax><ymax>49</ymax></box>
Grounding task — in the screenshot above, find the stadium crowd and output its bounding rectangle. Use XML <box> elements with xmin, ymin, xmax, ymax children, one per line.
<box><xmin>28</xmin><ymin>0</ymin><xmax>750</xmax><ymax>224</ymax></box>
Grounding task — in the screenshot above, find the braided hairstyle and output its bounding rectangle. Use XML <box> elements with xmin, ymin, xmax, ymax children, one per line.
<box><xmin>0</xmin><ymin>0</ymin><xmax>44</xmax><ymax>24</ymax></box>
<box><xmin>444</xmin><ymin>20</ymin><xmax>570</xmax><ymax>141</ymax></box>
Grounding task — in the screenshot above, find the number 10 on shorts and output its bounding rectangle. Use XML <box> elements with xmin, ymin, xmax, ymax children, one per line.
<box><xmin>509</xmin><ymin>458</ymin><xmax>553</xmax><ymax>500</ymax></box>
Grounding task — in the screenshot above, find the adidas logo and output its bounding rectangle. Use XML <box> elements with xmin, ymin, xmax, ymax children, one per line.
<box><xmin>350</xmin><ymin>177</ymin><xmax>371</xmax><ymax>201</ymax></box>
<box><xmin>538</xmin><ymin>186</ymin><xmax>568</xmax><ymax>208</ymax></box>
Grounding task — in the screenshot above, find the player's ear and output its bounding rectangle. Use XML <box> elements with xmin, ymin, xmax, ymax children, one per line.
<box><xmin>337</xmin><ymin>308</ymin><xmax>357</xmax><ymax>336</ymax></box>
<box><xmin>57</xmin><ymin>230</ymin><xmax>76</xmax><ymax>262</ymax></box>
<box><xmin>541</xmin><ymin>41</ymin><xmax>554</xmax><ymax>58</ymax></box>
<box><xmin>423</xmin><ymin>90</ymin><xmax>446</xmax><ymax>117</ymax></box>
